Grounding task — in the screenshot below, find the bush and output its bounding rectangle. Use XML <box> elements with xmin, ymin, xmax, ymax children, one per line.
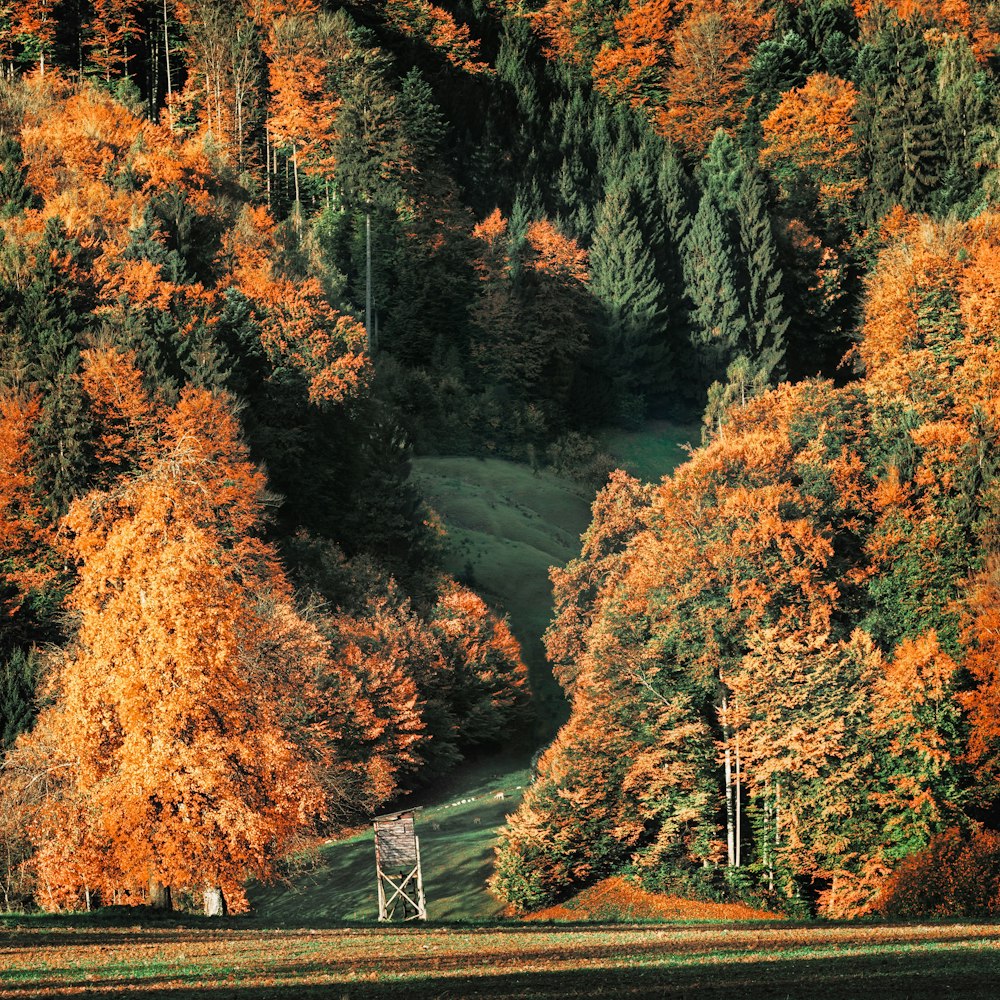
<box><xmin>546</xmin><ymin>432</ymin><xmax>617</xmax><ymax>487</ymax></box>
<box><xmin>878</xmin><ymin>826</ymin><xmax>1000</xmax><ymax>918</ymax></box>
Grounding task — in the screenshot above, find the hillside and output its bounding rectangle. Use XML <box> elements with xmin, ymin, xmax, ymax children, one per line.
<box><xmin>412</xmin><ymin>457</ymin><xmax>594</xmax><ymax>731</ymax></box>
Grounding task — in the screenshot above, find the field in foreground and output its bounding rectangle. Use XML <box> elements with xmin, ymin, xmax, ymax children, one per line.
<box><xmin>2</xmin><ymin>919</ymin><xmax>1000</xmax><ymax>998</ymax></box>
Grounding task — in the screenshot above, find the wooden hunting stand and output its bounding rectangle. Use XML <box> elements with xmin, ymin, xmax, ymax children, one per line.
<box><xmin>372</xmin><ymin>807</ymin><xmax>427</xmax><ymax>921</ymax></box>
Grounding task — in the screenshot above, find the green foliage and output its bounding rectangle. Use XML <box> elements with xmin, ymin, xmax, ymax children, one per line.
<box><xmin>682</xmin><ymin>188</ymin><xmax>746</xmax><ymax>381</ymax></box>
<box><xmin>855</xmin><ymin>15</ymin><xmax>943</xmax><ymax>221</ymax></box>
<box><xmin>0</xmin><ymin>647</ymin><xmax>39</xmax><ymax>751</ymax></box>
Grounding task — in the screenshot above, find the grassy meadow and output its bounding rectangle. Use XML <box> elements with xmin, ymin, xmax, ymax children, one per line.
<box><xmin>599</xmin><ymin>418</ymin><xmax>700</xmax><ymax>484</ymax></box>
<box><xmin>3</xmin><ymin>917</ymin><xmax>1000</xmax><ymax>998</ymax></box>
<box><xmin>411</xmin><ymin>455</ymin><xmax>593</xmax><ymax>729</ymax></box>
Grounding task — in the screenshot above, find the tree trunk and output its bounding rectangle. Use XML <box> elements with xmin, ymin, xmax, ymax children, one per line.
<box><xmin>721</xmin><ymin>694</ymin><xmax>735</xmax><ymax>867</ymax></box>
<box><xmin>365</xmin><ymin>211</ymin><xmax>373</xmax><ymax>353</ymax></box>
<box><xmin>149</xmin><ymin>878</ymin><xmax>172</xmax><ymax>911</ymax></box>
<box><xmin>203</xmin><ymin>886</ymin><xmax>226</xmax><ymax>917</ymax></box>
<box><xmin>734</xmin><ymin>725</ymin><xmax>742</xmax><ymax>867</ymax></box>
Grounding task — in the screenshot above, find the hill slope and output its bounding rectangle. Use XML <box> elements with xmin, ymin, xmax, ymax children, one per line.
<box><xmin>411</xmin><ymin>456</ymin><xmax>593</xmax><ymax>731</ymax></box>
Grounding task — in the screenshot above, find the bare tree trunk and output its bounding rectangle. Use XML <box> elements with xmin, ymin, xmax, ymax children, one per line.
<box><xmin>365</xmin><ymin>211</ymin><xmax>373</xmax><ymax>353</ymax></box>
<box><xmin>774</xmin><ymin>778</ymin><xmax>782</xmax><ymax>885</ymax></box>
<box><xmin>149</xmin><ymin>878</ymin><xmax>172</xmax><ymax>911</ymax></box>
<box><xmin>721</xmin><ymin>694</ymin><xmax>735</xmax><ymax>867</ymax></box>
<box><xmin>163</xmin><ymin>0</ymin><xmax>174</xmax><ymax>130</ymax></box>
<box><xmin>764</xmin><ymin>780</ymin><xmax>774</xmax><ymax>892</ymax></box>
<box><xmin>734</xmin><ymin>725</ymin><xmax>742</xmax><ymax>868</ymax></box>
<box><xmin>203</xmin><ymin>886</ymin><xmax>226</xmax><ymax>917</ymax></box>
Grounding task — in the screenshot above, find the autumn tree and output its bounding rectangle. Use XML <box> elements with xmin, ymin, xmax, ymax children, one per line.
<box><xmin>760</xmin><ymin>73</ymin><xmax>864</xmax><ymax>223</ymax></box>
<box><xmin>18</xmin><ymin>389</ymin><xmax>332</xmax><ymax>912</ymax></box>
<box><xmin>657</xmin><ymin>0</ymin><xmax>771</xmax><ymax>156</ymax></box>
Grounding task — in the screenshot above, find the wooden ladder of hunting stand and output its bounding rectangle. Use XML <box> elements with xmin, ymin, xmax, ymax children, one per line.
<box><xmin>373</xmin><ymin>808</ymin><xmax>427</xmax><ymax>921</ymax></box>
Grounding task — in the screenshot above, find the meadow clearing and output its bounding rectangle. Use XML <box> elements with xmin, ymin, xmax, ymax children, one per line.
<box><xmin>3</xmin><ymin>915</ymin><xmax>1000</xmax><ymax>998</ymax></box>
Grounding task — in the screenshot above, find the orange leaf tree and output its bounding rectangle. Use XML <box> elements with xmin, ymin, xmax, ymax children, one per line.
<box><xmin>20</xmin><ymin>388</ymin><xmax>332</xmax><ymax>910</ymax></box>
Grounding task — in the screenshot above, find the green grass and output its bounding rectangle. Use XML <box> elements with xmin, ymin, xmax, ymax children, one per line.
<box><xmin>411</xmin><ymin>456</ymin><xmax>593</xmax><ymax>731</ymax></box>
<box><xmin>250</xmin><ymin>755</ymin><xmax>532</xmax><ymax>924</ymax></box>
<box><xmin>599</xmin><ymin>418</ymin><xmax>701</xmax><ymax>483</ymax></box>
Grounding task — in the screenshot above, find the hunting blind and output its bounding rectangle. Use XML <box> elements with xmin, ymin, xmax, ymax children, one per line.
<box><xmin>372</xmin><ymin>808</ymin><xmax>427</xmax><ymax>921</ymax></box>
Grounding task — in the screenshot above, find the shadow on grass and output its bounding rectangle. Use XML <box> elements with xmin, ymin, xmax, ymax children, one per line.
<box><xmin>3</xmin><ymin>946</ymin><xmax>1000</xmax><ymax>999</ymax></box>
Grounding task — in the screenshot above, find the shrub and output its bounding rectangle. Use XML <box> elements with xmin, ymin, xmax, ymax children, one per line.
<box><xmin>546</xmin><ymin>432</ymin><xmax>617</xmax><ymax>487</ymax></box>
<box><xmin>878</xmin><ymin>826</ymin><xmax>1000</xmax><ymax>918</ymax></box>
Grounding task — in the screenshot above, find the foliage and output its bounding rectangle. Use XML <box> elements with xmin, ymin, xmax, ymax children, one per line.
<box><xmin>878</xmin><ymin>826</ymin><xmax>1000</xmax><ymax>918</ymax></box>
<box><xmin>497</xmin><ymin>212</ymin><xmax>1000</xmax><ymax>918</ymax></box>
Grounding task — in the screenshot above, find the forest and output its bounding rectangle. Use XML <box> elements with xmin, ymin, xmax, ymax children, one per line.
<box><xmin>1</xmin><ymin>0</ymin><xmax>1000</xmax><ymax>921</ymax></box>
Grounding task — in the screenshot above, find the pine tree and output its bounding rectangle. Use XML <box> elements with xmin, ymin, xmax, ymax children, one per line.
<box><xmin>682</xmin><ymin>187</ymin><xmax>746</xmax><ymax>380</ymax></box>
<box><xmin>699</xmin><ymin>129</ymin><xmax>744</xmax><ymax>213</ymax></box>
<box><xmin>935</xmin><ymin>36</ymin><xmax>992</xmax><ymax>212</ymax></box>
<box><xmin>14</xmin><ymin>220</ymin><xmax>93</xmax><ymax>515</ymax></box>
<box><xmin>0</xmin><ymin>138</ymin><xmax>34</xmax><ymax>219</ymax></box>
<box><xmin>745</xmin><ymin>31</ymin><xmax>810</xmax><ymax>120</ymax></box>
<box><xmin>589</xmin><ymin>181</ymin><xmax>667</xmax><ymax>421</ymax></box>
<box><xmin>736</xmin><ymin>166</ymin><xmax>788</xmax><ymax>381</ymax></box>
<box><xmin>856</xmin><ymin>16</ymin><xmax>943</xmax><ymax>221</ymax></box>
<box><xmin>0</xmin><ymin>647</ymin><xmax>39</xmax><ymax>751</ymax></box>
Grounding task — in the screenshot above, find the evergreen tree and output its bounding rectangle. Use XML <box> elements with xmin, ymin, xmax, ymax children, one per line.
<box><xmin>682</xmin><ymin>187</ymin><xmax>746</xmax><ymax>380</ymax></box>
<box><xmin>0</xmin><ymin>647</ymin><xmax>39</xmax><ymax>751</ymax></box>
<box><xmin>699</xmin><ymin>129</ymin><xmax>743</xmax><ymax>213</ymax></box>
<box><xmin>856</xmin><ymin>16</ymin><xmax>943</xmax><ymax>221</ymax></box>
<box><xmin>745</xmin><ymin>31</ymin><xmax>810</xmax><ymax>121</ymax></box>
<box><xmin>383</xmin><ymin>69</ymin><xmax>475</xmax><ymax>366</ymax></box>
<box><xmin>795</xmin><ymin>0</ymin><xmax>857</xmax><ymax>78</ymax></box>
<box><xmin>736</xmin><ymin>166</ymin><xmax>788</xmax><ymax>381</ymax></box>
<box><xmin>589</xmin><ymin>181</ymin><xmax>668</xmax><ymax>422</ymax></box>
<box><xmin>0</xmin><ymin>138</ymin><xmax>34</xmax><ymax>218</ymax></box>
<box><xmin>13</xmin><ymin>220</ymin><xmax>93</xmax><ymax>514</ymax></box>
<box><xmin>935</xmin><ymin>36</ymin><xmax>994</xmax><ymax>213</ymax></box>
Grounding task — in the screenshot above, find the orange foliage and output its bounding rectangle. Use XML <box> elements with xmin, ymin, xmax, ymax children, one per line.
<box><xmin>225</xmin><ymin>205</ymin><xmax>369</xmax><ymax>404</ymax></box>
<box><xmin>430</xmin><ymin>582</ymin><xmax>530</xmax><ymax>745</ymax></box>
<box><xmin>266</xmin><ymin>12</ymin><xmax>339</xmax><ymax>179</ymax></box>
<box><xmin>547</xmin><ymin>469</ymin><xmax>653</xmax><ymax>694</ymax></box>
<box><xmin>878</xmin><ymin>826</ymin><xmax>1000</xmax><ymax>917</ymax></box>
<box><xmin>87</xmin><ymin>0</ymin><xmax>144</xmax><ymax>80</ymax></box>
<box><xmin>591</xmin><ymin>0</ymin><xmax>676</xmax><ymax>109</ymax></box>
<box><xmin>526</xmin><ymin>875</ymin><xmax>782</xmax><ymax>921</ymax></box>
<box><xmin>656</xmin><ymin>0</ymin><xmax>771</xmax><ymax>155</ymax></box>
<box><xmin>0</xmin><ymin>393</ymin><xmax>56</xmax><ymax>619</ymax></box>
<box><xmin>959</xmin><ymin>558</ymin><xmax>1000</xmax><ymax>793</ymax></box>
<box><xmin>18</xmin><ymin>82</ymin><xmax>214</xmax><ymax>248</ymax></box>
<box><xmin>21</xmin><ymin>389</ymin><xmax>329</xmax><ymax>908</ymax></box>
<box><xmin>385</xmin><ymin>0</ymin><xmax>491</xmax><ymax>74</ymax></box>
<box><xmin>9</xmin><ymin>0</ymin><xmax>59</xmax><ymax>72</ymax></box>
<box><xmin>79</xmin><ymin>348</ymin><xmax>160</xmax><ymax>485</ymax></box>
<box><xmin>760</xmin><ymin>74</ymin><xmax>864</xmax><ymax>214</ymax></box>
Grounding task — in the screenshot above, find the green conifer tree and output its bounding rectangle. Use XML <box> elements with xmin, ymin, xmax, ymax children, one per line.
<box><xmin>589</xmin><ymin>182</ymin><xmax>668</xmax><ymax>421</ymax></box>
<box><xmin>736</xmin><ymin>166</ymin><xmax>788</xmax><ymax>381</ymax></box>
<box><xmin>856</xmin><ymin>16</ymin><xmax>943</xmax><ymax>221</ymax></box>
<box><xmin>0</xmin><ymin>647</ymin><xmax>39</xmax><ymax>751</ymax></box>
<box><xmin>0</xmin><ymin>138</ymin><xmax>34</xmax><ymax>219</ymax></box>
<box><xmin>682</xmin><ymin>187</ymin><xmax>746</xmax><ymax>380</ymax></box>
